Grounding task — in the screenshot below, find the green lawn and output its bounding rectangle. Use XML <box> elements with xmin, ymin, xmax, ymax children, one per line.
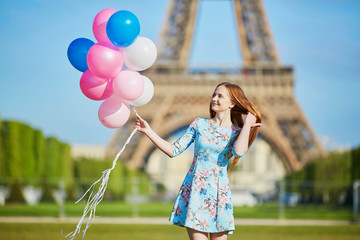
<box><xmin>233</xmin><ymin>203</ymin><xmax>354</xmax><ymax>220</ymax></box>
<box><xmin>0</xmin><ymin>201</ymin><xmax>354</xmax><ymax>220</ymax></box>
<box><xmin>0</xmin><ymin>223</ymin><xmax>359</xmax><ymax>240</ymax></box>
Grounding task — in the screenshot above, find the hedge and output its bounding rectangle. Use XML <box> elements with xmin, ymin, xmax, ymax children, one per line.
<box><xmin>285</xmin><ymin>146</ymin><xmax>360</xmax><ymax>204</ymax></box>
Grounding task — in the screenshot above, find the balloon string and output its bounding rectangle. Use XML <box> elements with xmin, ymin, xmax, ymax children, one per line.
<box><xmin>130</xmin><ymin>105</ymin><xmax>140</xmax><ymax>118</ymax></box>
<box><xmin>65</xmin><ymin>107</ymin><xmax>139</xmax><ymax>240</ymax></box>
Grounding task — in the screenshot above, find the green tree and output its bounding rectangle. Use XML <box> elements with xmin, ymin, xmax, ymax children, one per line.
<box><xmin>58</xmin><ymin>143</ymin><xmax>75</xmax><ymax>199</ymax></box>
<box><xmin>286</xmin><ymin>149</ymin><xmax>355</xmax><ymax>205</ymax></box>
<box><xmin>74</xmin><ymin>158</ymin><xmax>125</xmax><ymax>200</ymax></box>
<box><xmin>41</xmin><ymin>137</ymin><xmax>60</xmax><ymax>202</ymax></box>
<box><xmin>124</xmin><ymin>168</ymin><xmax>150</xmax><ymax>197</ymax></box>
<box><xmin>138</xmin><ymin>171</ymin><xmax>150</xmax><ymax>196</ymax></box>
<box><xmin>33</xmin><ymin>130</ymin><xmax>45</xmax><ymax>186</ymax></box>
<box><xmin>2</xmin><ymin>121</ymin><xmax>21</xmax><ymax>181</ymax></box>
<box><xmin>0</xmin><ymin>119</ymin><xmax>75</xmax><ymax>204</ymax></box>
<box><xmin>58</xmin><ymin>143</ymin><xmax>71</xmax><ymax>181</ymax></box>
<box><xmin>351</xmin><ymin>146</ymin><xmax>360</xmax><ymax>180</ymax></box>
<box><xmin>0</xmin><ymin>116</ymin><xmax>3</xmax><ymax>186</ymax></box>
<box><xmin>19</xmin><ymin>123</ymin><xmax>35</xmax><ymax>185</ymax></box>
<box><xmin>44</xmin><ymin>137</ymin><xmax>60</xmax><ymax>183</ymax></box>
<box><xmin>2</xmin><ymin>121</ymin><xmax>25</xmax><ymax>203</ymax></box>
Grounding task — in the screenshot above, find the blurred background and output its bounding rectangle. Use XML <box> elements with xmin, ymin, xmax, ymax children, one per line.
<box><xmin>0</xmin><ymin>0</ymin><xmax>359</xmax><ymax>235</ymax></box>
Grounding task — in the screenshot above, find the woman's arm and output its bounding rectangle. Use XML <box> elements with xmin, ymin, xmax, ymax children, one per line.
<box><xmin>233</xmin><ymin>112</ymin><xmax>261</xmax><ymax>156</ymax></box>
<box><xmin>135</xmin><ymin>116</ymin><xmax>174</xmax><ymax>158</ymax></box>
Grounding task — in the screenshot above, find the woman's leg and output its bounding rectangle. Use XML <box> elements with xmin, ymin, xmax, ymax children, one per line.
<box><xmin>209</xmin><ymin>231</ymin><xmax>228</xmax><ymax>240</ymax></box>
<box><xmin>186</xmin><ymin>227</ymin><xmax>209</xmax><ymax>240</ymax></box>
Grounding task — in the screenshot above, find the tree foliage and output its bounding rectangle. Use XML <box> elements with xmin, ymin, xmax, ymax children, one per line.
<box><xmin>285</xmin><ymin>146</ymin><xmax>360</xmax><ymax>204</ymax></box>
<box><xmin>0</xmin><ymin>120</ymin><xmax>72</xmax><ymax>203</ymax></box>
<box><xmin>0</xmin><ymin>119</ymin><xmax>152</xmax><ymax>204</ymax></box>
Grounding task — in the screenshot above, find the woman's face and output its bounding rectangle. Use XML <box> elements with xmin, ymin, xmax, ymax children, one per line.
<box><xmin>211</xmin><ymin>85</ymin><xmax>234</xmax><ymax>113</ymax></box>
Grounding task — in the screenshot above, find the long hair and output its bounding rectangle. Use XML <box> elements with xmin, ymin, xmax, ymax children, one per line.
<box><xmin>209</xmin><ymin>82</ymin><xmax>261</xmax><ymax>174</ymax></box>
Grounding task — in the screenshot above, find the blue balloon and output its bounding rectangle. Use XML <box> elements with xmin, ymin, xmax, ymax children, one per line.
<box><xmin>106</xmin><ymin>10</ymin><xmax>140</xmax><ymax>47</ymax></box>
<box><xmin>67</xmin><ymin>38</ymin><xmax>95</xmax><ymax>72</ymax></box>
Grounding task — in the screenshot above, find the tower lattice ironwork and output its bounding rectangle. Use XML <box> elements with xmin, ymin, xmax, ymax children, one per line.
<box><xmin>107</xmin><ymin>0</ymin><xmax>325</xmax><ymax>173</ymax></box>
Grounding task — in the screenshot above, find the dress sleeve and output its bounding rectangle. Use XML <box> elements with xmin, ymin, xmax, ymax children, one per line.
<box><xmin>232</xmin><ymin>147</ymin><xmax>244</xmax><ymax>158</ymax></box>
<box><xmin>172</xmin><ymin>119</ymin><xmax>198</xmax><ymax>157</ymax></box>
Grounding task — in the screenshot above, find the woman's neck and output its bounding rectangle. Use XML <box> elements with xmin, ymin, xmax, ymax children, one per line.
<box><xmin>212</xmin><ymin>111</ymin><xmax>233</xmax><ymax>127</ymax></box>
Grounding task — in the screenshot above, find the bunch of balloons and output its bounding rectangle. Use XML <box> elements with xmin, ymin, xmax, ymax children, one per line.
<box><xmin>67</xmin><ymin>9</ymin><xmax>157</xmax><ymax>128</ymax></box>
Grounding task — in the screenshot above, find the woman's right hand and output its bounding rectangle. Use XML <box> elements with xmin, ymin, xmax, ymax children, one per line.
<box><xmin>135</xmin><ymin>116</ymin><xmax>151</xmax><ymax>134</ymax></box>
<box><xmin>135</xmin><ymin>116</ymin><xmax>173</xmax><ymax>157</ymax></box>
<box><xmin>244</xmin><ymin>112</ymin><xmax>262</xmax><ymax>128</ymax></box>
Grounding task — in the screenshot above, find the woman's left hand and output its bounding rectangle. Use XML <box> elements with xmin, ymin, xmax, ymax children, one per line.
<box><xmin>244</xmin><ymin>112</ymin><xmax>262</xmax><ymax>128</ymax></box>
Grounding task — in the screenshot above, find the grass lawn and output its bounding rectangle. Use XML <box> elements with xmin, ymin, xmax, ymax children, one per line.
<box><xmin>0</xmin><ymin>201</ymin><xmax>354</xmax><ymax>220</ymax></box>
<box><xmin>0</xmin><ymin>223</ymin><xmax>359</xmax><ymax>240</ymax></box>
<box><xmin>233</xmin><ymin>203</ymin><xmax>354</xmax><ymax>220</ymax></box>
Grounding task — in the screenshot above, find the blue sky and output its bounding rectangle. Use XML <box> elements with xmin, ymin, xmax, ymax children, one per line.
<box><xmin>0</xmin><ymin>0</ymin><xmax>359</xmax><ymax>150</ymax></box>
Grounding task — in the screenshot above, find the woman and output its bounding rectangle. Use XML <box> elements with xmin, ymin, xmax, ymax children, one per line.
<box><xmin>135</xmin><ymin>82</ymin><xmax>261</xmax><ymax>240</ymax></box>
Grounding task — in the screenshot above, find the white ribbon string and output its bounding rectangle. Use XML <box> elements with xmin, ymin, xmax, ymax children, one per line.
<box><xmin>65</xmin><ymin>106</ymin><xmax>139</xmax><ymax>240</ymax></box>
<box><xmin>130</xmin><ymin>105</ymin><xmax>140</xmax><ymax>118</ymax></box>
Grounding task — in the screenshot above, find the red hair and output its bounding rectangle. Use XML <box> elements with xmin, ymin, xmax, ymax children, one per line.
<box><xmin>209</xmin><ymin>82</ymin><xmax>261</xmax><ymax>174</ymax></box>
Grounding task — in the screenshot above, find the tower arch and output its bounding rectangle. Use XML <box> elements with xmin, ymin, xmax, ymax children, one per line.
<box><xmin>107</xmin><ymin>0</ymin><xmax>325</xmax><ymax>183</ymax></box>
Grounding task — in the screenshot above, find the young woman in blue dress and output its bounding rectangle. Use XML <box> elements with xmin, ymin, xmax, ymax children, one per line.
<box><xmin>135</xmin><ymin>82</ymin><xmax>261</xmax><ymax>240</ymax></box>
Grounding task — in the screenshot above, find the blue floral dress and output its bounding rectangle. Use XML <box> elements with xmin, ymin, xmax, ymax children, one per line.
<box><xmin>169</xmin><ymin>117</ymin><xmax>244</xmax><ymax>234</ymax></box>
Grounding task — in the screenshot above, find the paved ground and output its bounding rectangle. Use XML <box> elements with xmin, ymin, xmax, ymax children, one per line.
<box><xmin>0</xmin><ymin>217</ymin><xmax>352</xmax><ymax>226</ymax></box>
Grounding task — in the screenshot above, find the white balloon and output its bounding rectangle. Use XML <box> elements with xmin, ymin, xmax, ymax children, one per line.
<box><xmin>123</xmin><ymin>36</ymin><xmax>157</xmax><ymax>71</ymax></box>
<box><xmin>127</xmin><ymin>75</ymin><xmax>154</xmax><ymax>106</ymax></box>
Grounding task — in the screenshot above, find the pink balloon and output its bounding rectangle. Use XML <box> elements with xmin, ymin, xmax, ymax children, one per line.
<box><xmin>126</xmin><ymin>75</ymin><xmax>154</xmax><ymax>106</ymax></box>
<box><xmin>87</xmin><ymin>42</ymin><xmax>123</xmax><ymax>79</ymax></box>
<box><xmin>113</xmin><ymin>70</ymin><xmax>144</xmax><ymax>101</ymax></box>
<box><xmin>93</xmin><ymin>9</ymin><xmax>117</xmax><ymax>43</ymax></box>
<box><xmin>98</xmin><ymin>95</ymin><xmax>130</xmax><ymax>128</ymax></box>
<box><xmin>80</xmin><ymin>70</ymin><xmax>113</xmax><ymax>100</ymax></box>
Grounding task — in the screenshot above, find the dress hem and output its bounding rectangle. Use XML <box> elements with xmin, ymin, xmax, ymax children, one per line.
<box><xmin>169</xmin><ymin>219</ymin><xmax>234</xmax><ymax>235</ymax></box>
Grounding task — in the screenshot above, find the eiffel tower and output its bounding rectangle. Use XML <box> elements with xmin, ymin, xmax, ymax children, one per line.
<box><xmin>107</xmin><ymin>0</ymin><xmax>325</xmax><ymax>174</ymax></box>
